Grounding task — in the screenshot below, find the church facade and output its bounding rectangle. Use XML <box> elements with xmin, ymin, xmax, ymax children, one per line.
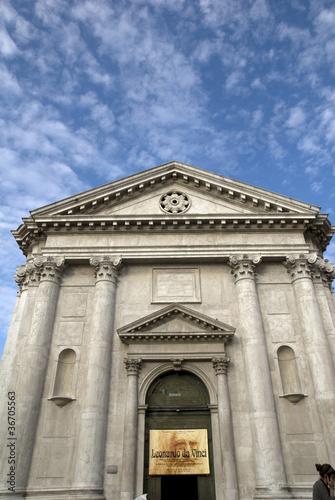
<box><xmin>1</xmin><ymin>161</ymin><xmax>335</xmax><ymax>500</ymax></box>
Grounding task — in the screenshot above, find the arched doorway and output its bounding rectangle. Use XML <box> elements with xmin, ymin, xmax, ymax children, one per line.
<box><xmin>144</xmin><ymin>371</ymin><xmax>216</xmax><ymax>500</ymax></box>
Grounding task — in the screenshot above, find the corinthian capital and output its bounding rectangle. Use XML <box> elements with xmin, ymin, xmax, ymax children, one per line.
<box><xmin>228</xmin><ymin>254</ymin><xmax>262</xmax><ymax>282</ymax></box>
<box><xmin>14</xmin><ymin>262</ymin><xmax>41</xmax><ymax>292</ymax></box>
<box><xmin>311</xmin><ymin>258</ymin><xmax>335</xmax><ymax>289</ymax></box>
<box><xmin>124</xmin><ymin>358</ymin><xmax>142</xmax><ymax>376</ymax></box>
<box><xmin>212</xmin><ymin>354</ymin><xmax>231</xmax><ymax>375</ymax></box>
<box><xmin>34</xmin><ymin>257</ymin><xmax>65</xmax><ymax>284</ymax></box>
<box><xmin>90</xmin><ymin>255</ymin><xmax>122</xmax><ymax>283</ymax></box>
<box><xmin>284</xmin><ymin>253</ymin><xmax>318</xmax><ymax>281</ymax></box>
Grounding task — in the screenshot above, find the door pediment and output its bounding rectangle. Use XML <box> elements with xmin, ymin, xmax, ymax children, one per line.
<box><xmin>117</xmin><ymin>303</ymin><xmax>235</xmax><ymax>345</ymax></box>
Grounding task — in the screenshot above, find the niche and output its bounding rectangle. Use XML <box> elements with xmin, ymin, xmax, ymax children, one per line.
<box><xmin>50</xmin><ymin>348</ymin><xmax>77</xmax><ymax>407</ymax></box>
<box><xmin>278</xmin><ymin>345</ymin><xmax>306</xmax><ymax>404</ymax></box>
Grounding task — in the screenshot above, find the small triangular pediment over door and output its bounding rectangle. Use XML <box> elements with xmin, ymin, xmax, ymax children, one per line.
<box><xmin>117</xmin><ymin>303</ymin><xmax>235</xmax><ymax>345</ymax></box>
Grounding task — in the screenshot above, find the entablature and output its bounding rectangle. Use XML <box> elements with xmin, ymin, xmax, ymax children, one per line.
<box><xmin>12</xmin><ymin>212</ymin><xmax>334</xmax><ymax>256</ymax></box>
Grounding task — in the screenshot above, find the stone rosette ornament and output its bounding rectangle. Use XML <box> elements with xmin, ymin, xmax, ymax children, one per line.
<box><xmin>159</xmin><ymin>191</ymin><xmax>190</xmax><ymax>214</ymax></box>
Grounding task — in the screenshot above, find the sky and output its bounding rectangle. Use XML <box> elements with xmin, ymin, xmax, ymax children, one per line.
<box><xmin>1</xmin><ymin>0</ymin><xmax>335</xmax><ymax>360</ymax></box>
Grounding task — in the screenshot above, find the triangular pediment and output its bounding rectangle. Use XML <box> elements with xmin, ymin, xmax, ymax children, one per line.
<box><xmin>117</xmin><ymin>303</ymin><xmax>235</xmax><ymax>344</ymax></box>
<box><xmin>29</xmin><ymin>161</ymin><xmax>320</xmax><ymax>218</ymax></box>
<box><xmin>13</xmin><ymin>161</ymin><xmax>334</xmax><ymax>255</ymax></box>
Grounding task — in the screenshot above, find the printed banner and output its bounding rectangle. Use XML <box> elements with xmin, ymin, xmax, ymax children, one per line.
<box><xmin>149</xmin><ymin>429</ymin><xmax>210</xmax><ymax>475</ymax></box>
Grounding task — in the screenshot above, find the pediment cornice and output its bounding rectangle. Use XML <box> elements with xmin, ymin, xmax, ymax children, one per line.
<box><xmin>117</xmin><ymin>303</ymin><xmax>235</xmax><ymax>345</ymax></box>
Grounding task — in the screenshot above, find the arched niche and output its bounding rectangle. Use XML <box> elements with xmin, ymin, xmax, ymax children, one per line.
<box><xmin>277</xmin><ymin>345</ymin><xmax>306</xmax><ymax>404</ymax></box>
<box><xmin>50</xmin><ymin>348</ymin><xmax>77</xmax><ymax>407</ymax></box>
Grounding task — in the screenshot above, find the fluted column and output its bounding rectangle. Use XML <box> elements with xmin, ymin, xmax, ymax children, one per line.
<box><xmin>285</xmin><ymin>254</ymin><xmax>335</xmax><ymax>462</ymax></box>
<box><xmin>15</xmin><ymin>257</ymin><xmax>65</xmax><ymax>492</ymax></box>
<box><xmin>212</xmin><ymin>355</ymin><xmax>239</xmax><ymax>500</ymax></box>
<box><xmin>121</xmin><ymin>358</ymin><xmax>142</xmax><ymax>500</ymax></box>
<box><xmin>75</xmin><ymin>256</ymin><xmax>121</xmax><ymax>491</ymax></box>
<box><xmin>0</xmin><ymin>262</ymin><xmax>41</xmax><ymax>495</ymax></box>
<box><xmin>228</xmin><ymin>255</ymin><xmax>288</xmax><ymax>496</ymax></box>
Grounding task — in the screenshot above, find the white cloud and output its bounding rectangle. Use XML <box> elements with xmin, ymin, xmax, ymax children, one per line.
<box><xmin>0</xmin><ymin>63</ymin><xmax>21</xmax><ymax>93</ymax></box>
<box><xmin>0</xmin><ymin>27</ymin><xmax>18</xmax><ymax>56</ymax></box>
<box><xmin>285</xmin><ymin>107</ymin><xmax>306</xmax><ymax>128</ymax></box>
<box><xmin>91</xmin><ymin>104</ymin><xmax>115</xmax><ymax>130</ymax></box>
<box><xmin>251</xmin><ymin>77</ymin><xmax>265</xmax><ymax>90</ymax></box>
<box><xmin>311</xmin><ymin>181</ymin><xmax>323</xmax><ymax>193</ymax></box>
<box><xmin>277</xmin><ymin>22</ymin><xmax>310</xmax><ymax>47</ymax></box>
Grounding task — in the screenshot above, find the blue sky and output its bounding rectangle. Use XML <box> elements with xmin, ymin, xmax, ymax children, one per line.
<box><xmin>1</xmin><ymin>0</ymin><xmax>335</xmax><ymax>359</ymax></box>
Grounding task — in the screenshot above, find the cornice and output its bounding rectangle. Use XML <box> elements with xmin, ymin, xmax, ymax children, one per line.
<box><xmin>12</xmin><ymin>212</ymin><xmax>334</xmax><ymax>256</ymax></box>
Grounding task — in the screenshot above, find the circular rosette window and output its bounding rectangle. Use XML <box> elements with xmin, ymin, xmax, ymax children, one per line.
<box><xmin>159</xmin><ymin>191</ymin><xmax>191</xmax><ymax>214</ymax></box>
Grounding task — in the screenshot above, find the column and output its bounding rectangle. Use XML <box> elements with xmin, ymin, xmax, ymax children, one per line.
<box><xmin>212</xmin><ymin>355</ymin><xmax>239</xmax><ymax>500</ymax></box>
<box><xmin>285</xmin><ymin>254</ymin><xmax>335</xmax><ymax>462</ymax></box>
<box><xmin>121</xmin><ymin>358</ymin><xmax>142</xmax><ymax>500</ymax></box>
<box><xmin>0</xmin><ymin>262</ymin><xmax>40</xmax><ymax>494</ymax></box>
<box><xmin>75</xmin><ymin>256</ymin><xmax>121</xmax><ymax>491</ymax></box>
<box><xmin>15</xmin><ymin>257</ymin><xmax>65</xmax><ymax>493</ymax></box>
<box><xmin>228</xmin><ymin>255</ymin><xmax>288</xmax><ymax>497</ymax></box>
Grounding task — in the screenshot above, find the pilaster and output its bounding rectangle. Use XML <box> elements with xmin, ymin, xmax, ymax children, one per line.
<box><xmin>121</xmin><ymin>358</ymin><xmax>142</xmax><ymax>500</ymax></box>
<box><xmin>212</xmin><ymin>355</ymin><xmax>239</xmax><ymax>500</ymax></box>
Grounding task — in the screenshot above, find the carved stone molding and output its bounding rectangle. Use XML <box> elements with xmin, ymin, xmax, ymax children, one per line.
<box><xmin>124</xmin><ymin>358</ymin><xmax>142</xmax><ymax>376</ymax></box>
<box><xmin>228</xmin><ymin>254</ymin><xmax>262</xmax><ymax>282</ymax></box>
<box><xmin>284</xmin><ymin>253</ymin><xmax>319</xmax><ymax>281</ymax></box>
<box><xmin>90</xmin><ymin>255</ymin><xmax>122</xmax><ymax>283</ymax></box>
<box><xmin>34</xmin><ymin>257</ymin><xmax>65</xmax><ymax>284</ymax></box>
<box><xmin>212</xmin><ymin>354</ymin><xmax>231</xmax><ymax>375</ymax></box>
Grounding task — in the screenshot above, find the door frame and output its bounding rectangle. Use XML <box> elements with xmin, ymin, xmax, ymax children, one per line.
<box><xmin>136</xmin><ymin>361</ymin><xmax>223</xmax><ymax>499</ymax></box>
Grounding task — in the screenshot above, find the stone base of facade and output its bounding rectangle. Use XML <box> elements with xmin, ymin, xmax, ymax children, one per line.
<box><xmin>0</xmin><ymin>488</ymin><xmax>105</xmax><ymax>500</ymax></box>
<box><xmin>254</xmin><ymin>484</ymin><xmax>312</xmax><ymax>499</ymax></box>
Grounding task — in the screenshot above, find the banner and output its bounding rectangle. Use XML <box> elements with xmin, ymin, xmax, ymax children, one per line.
<box><xmin>149</xmin><ymin>429</ymin><xmax>210</xmax><ymax>475</ymax></box>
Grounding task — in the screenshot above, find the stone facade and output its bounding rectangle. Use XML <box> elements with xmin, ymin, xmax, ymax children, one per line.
<box><xmin>0</xmin><ymin>161</ymin><xmax>335</xmax><ymax>500</ymax></box>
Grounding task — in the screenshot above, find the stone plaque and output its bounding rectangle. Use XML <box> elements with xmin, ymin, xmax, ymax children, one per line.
<box><xmin>152</xmin><ymin>269</ymin><xmax>201</xmax><ymax>303</ymax></box>
<box><xmin>149</xmin><ymin>429</ymin><xmax>210</xmax><ymax>475</ymax></box>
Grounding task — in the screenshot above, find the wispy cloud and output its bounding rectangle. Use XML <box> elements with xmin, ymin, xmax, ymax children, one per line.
<box><xmin>0</xmin><ymin>0</ymin><xmax>335</xmax><ymax>352</ymax></box>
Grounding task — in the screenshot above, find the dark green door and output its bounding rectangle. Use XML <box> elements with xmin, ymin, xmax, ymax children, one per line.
<box><xmin>143</xmin><ymin>371</ymin><xmax>216</xmax><ymax>500</ymax></box>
